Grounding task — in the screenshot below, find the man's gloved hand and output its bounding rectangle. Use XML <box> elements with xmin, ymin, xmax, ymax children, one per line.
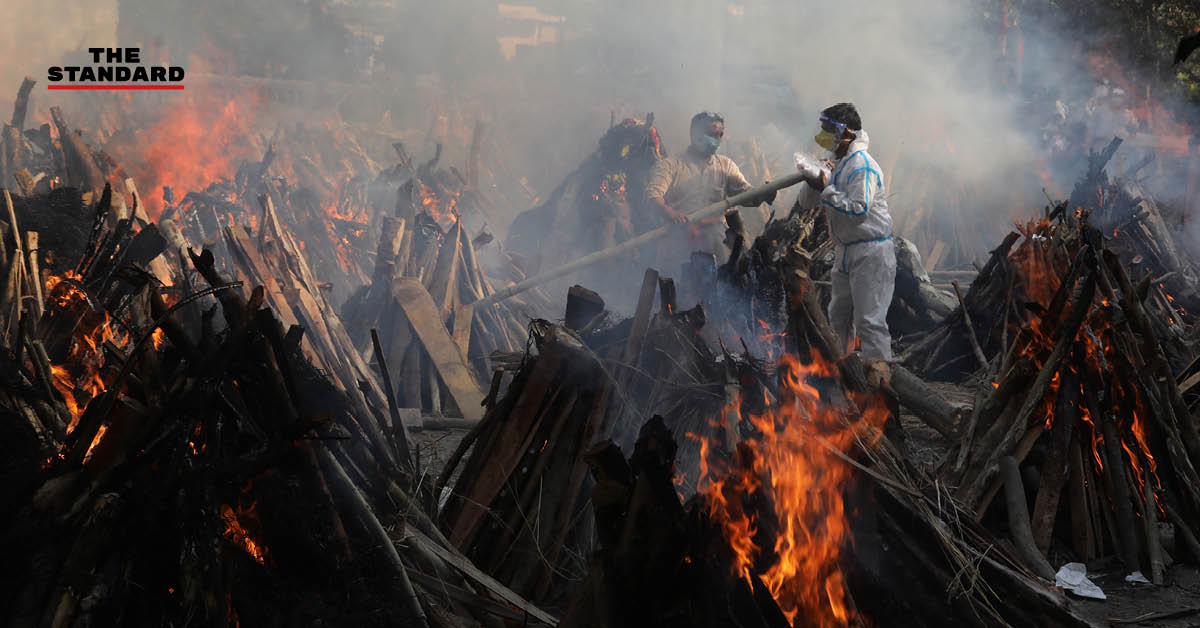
<box><xmin>866</xmin><ymin>360</ymin><xmax>891</xmax><ymax>389</ymax></box>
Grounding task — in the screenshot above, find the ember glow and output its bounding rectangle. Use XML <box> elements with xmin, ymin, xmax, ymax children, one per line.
<box><xmin>695</xmin><ymin>351</ymin><xmax>889</xmax><ymax>626</ymax></box>
<box><xmin>43</xmin><ymin>271</ymin><xmax>128</xmax><ymax>434</ymax></box>
<box><xmin>220</xmin><ymin>502</ymin><xmax>268</xmax><ymax>565</ymax></box>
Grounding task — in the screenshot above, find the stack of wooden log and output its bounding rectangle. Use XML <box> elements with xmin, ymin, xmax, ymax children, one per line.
<box><xmin>436</xmin><ymin>269</ymin><xmax>736</xmax><ymax>609</ymax></box>
<box><xmin>559</xmin><ymin>413</ymin><xmax>1103</xmax><ymax>628</ymax></box>
<box><xmin>340</xmin><ymin>155</ymin><xmax>553</xmax><ymax>420</ymax></box>
<box><xmin>903</xmin><ymin>138</ymin><xmax>1200</xmax><ymax>381</ymax></box>
<box><xmin>0</xmin><ymin>182</ymin><xmax>559</xmax><ymax>627</ymax></box>
<box><xmin>934</xmin><ymin>209</ymin><xmax>1200</xmax><ymax>586</ymax></box>
<box><xmin>541</xmin><ymin>243</ymin><xmax>1100</xmax><ymax>627</ymax></box>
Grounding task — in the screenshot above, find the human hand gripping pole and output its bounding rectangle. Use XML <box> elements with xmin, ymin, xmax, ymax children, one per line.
<box><xmin>472</xmin><ymin>171</ymin><xmax>807</xmax><ymax>307</ymax></box>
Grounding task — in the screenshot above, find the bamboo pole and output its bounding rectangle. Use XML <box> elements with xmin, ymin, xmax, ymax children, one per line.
<box><xmin>473</xmin><ymin>172</ymin><xmax>806</xmax><ymax>307</ymax></box>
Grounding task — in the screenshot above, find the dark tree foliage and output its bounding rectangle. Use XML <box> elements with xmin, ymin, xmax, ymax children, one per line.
<box><xmin>1015</xmin><ymin>0</ymin><xmax>1200</xmax><ymax>103</ymax></box>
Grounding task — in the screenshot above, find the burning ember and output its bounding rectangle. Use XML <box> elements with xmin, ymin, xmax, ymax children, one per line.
<box><xmin>694</xmin><ymin>351</ymin><xmax>889</xmax><ymax>625</ymax></box>
<box><xmin>220</xmin><ymin>501</ymin><xmax>269</xmax><ymax>565</ymax></box>
<box><xmin>43</xmin><ymin>271</ymin><xmax>129</xmax><ymax>436</ymax></box>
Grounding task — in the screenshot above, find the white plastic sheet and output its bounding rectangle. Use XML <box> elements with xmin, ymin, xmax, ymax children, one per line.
<box><xmin>1055</xmin><ymin>562</ymin><xmax>1106</xmax><ymax>600</ymax></box>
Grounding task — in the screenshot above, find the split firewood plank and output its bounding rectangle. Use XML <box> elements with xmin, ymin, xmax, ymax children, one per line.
<box><xmin>393</xmin><ymin>278</ymin><xmax>483</xmax><ymax>421</ymax></box>
<box><xmin>453</xmin><ymin>303</ymin><xmax>473</xmax><ymax>360</ymax></box>
<box><xmin>458</xmin><ymin>224</ymin><xmax>487</xmax><ymax>303</ymax></box>
<box><xmin>428</xmin><ymin>222</ymin><xmax>462</xmax><ymax>318</ymax></box>
<box><xmin>1030</xmin><ymin>362</ymin><xmax>1078</xmax><ymax>554</ymax></box>
<box><xmin>223</xmin><ymin>228</ymin><xmax>303</xmax><ymax>331</ymax></box>
<box><xmin>404</xmin><ymin>526</ymin><xmax>559</xmax><ymax>626</ymax></box>
<box><xmin>1067</xmin><ymin>435</ymin><xmax>1097</xmax><ymax>560</ymax></box>
<box><xmin>448</xmin><ymin>347</ymin><xmax>565</xmax><ymax>546</ymax></box>
<box><xmin>619</xmin><ymin>268</ymin><xmax>659</xmax><ymax>385</ymax></box>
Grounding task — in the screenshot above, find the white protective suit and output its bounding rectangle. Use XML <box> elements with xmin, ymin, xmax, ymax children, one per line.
<box><xmin>799</xmin><ymin>130</ymin><xmax>895</xmax><ymax>361</ymax></box>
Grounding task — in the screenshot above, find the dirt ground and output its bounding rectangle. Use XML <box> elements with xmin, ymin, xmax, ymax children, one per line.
<box><xmin>902</xmin><ymin>381</ymin><xmax>1200</xmax><ymax>627</ymax></box>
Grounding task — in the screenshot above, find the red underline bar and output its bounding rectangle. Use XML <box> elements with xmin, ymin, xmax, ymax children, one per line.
<box><xmin>47</xmin><ymin>84</ymin><xmax>185</xmax><ymax>90</ymax></box>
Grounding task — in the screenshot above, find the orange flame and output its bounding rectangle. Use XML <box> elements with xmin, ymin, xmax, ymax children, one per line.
<box><xmin>697</xmin><ymin>351</ymin><xmax>889</xmax><ymax>625</ymax></box>
<box><xmin>110</xmin><ymin>90</ymin><xmax>262</xmax><ymax>219</ymax></box>
<box><xmin>43</xmin><ymin>272</ymin><xmax>128</xmax><ymax>434</ymax></box>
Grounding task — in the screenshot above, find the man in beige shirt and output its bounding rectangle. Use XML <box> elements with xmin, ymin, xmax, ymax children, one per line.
<box><xmin>644</xmin><ymin>112</ymin><xmax>775</xmax><ymax>265</ymax></box>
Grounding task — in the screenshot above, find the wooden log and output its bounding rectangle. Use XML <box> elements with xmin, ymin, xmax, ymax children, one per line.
<box><xmin>1030</xmin><ymin>355</ymin><xmax>1079</xmax><ymax>554</ymax></box>
<box><xmin>48</xmin><ymin>107</ymin><xmax>106</xmax><ymax>193</ymax></box>
<box><xmin>1100</xmin><ymin>407</ymin><xmax>1142</xmax><ymax>573</ymax></box>
<box><xmin>2</xmin><ymin>125</ymin><xmax>21</xmax><ymax>187</ymax></box>
<box><xmin>315</xmin><ymin>445</ymin><xmax>430</xmax><ymax>627</ymax></box>
<box><xmin>1068</xmin><ymin>433</ymin><xmax>1097</xmax><ymax>560</ymax></box>
<box><xmin>565</xmin><ymin>285</ymin><xmax>604</xmax><ymax>331</ymax></box>
<box><xmin>25</xmin><ymin>231</ymin><xmax>43</xmax><ymax>319</ymax></box>
<box><xmin>392</xmin><ymin>278</ymin><xmax>483</xmax><ymax>420</ymax></box>
<box><xmin>428</xmin><ymin>222</ymin><xmax>462</xmax><ymax>318</ymax></box>
<box><xmin>11</xmin><ymin>76</ymin><xmax>36</xmax><ymax>128</ymax></box>
<box><xmin>1138</xmin><ymin>449</ymin><xmax>1165</xmax><ymax>585</ymax></box>
<box><xmin>952</xmin><ymin>280</ymin><xmax>988</xmax><ymax>370</ymax></box>
<box><xmin>658</xmin><ymin>276</ymin><xmax>677</xmax><ymax>315</ymax></box>
<box><xmin>954</xmin><ymin>358</ymin><xmax>1034</xmax><ymax>477</ymax></box>
<box><xmin>447</xmin><ymin>346</ymin><xmax>565</xmax><ymax>546</ymax></box>
<box><xmin>13</xmin><ymin>168</ymin><xmax>35</xmax><ymax>196</ymax></box>
<box><xmin>1162</xmin><ymin>500</ymin><xmax>1200</xmax><ymax>563</ymax></box>
<box><xmin>373</xmin><ymin>216</ymin><xmax>404</xmax><ymax>284</ymax></box>
<box><xmin>885</xmin><ymin>364</ymin><xmax>957</xmax><ymax>439</ymax></box>
<box><xmin>999</xmin><ymin>456</ymin><xmax>1056</xmax><ymax>580</ymax></box>
<box><xmin>1103</xmin><ymin>250</ymin><xmax>1200</xmax><ymax>470</ymax></box>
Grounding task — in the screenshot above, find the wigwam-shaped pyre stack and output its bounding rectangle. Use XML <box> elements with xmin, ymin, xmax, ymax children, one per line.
<box><xmin>342</xmin><ymin>143</ymin><xmax>551</xmax><ymax>422</ymax></box>
<box><xmin>938</xmin><ymin>207</ymin><xmax>1200</xmax><ymax>586</ymax></box>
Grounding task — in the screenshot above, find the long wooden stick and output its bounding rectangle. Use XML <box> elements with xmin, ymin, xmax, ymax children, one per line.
<box><xmin>370</xmin><ymin>328</ymin><xmax>414</xmax><ymax>472</ymax></box>
<box><xmin>1000</xmin><ymin>456</ymin><xmax>1056</xmax><ymax>580</ymax></box>
<box><xmin>952</xmin><ymin>279</ymin><xmax>988</xmax><ymax>370</ymax></box>
<box><xmin>473</xmin><ymin>172</ymin><xmax>806</xmax><ymax>306</ymax></box>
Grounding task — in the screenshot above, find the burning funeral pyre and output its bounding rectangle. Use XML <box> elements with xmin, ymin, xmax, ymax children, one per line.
<box><xmin>1</xmin><ymin>65</ymin><xmax>1200</xmax><ymax>628</ymax></box>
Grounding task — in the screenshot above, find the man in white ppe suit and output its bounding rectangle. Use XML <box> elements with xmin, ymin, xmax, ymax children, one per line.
<box><xmin>797</xmin><ymin>103</ymin><xmax>895</xmax><ymax>373</ymax></box>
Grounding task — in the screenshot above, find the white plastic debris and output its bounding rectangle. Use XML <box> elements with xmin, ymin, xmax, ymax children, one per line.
<box><xmin>1055</xmin><ymin>562</ymin><xmax>1106</xmax><ymax>600</ymax></box>
<box><xmin>1124</xmin><ymin>571</ymin><xmax>1151</xmax><ymax>585</ymax></box>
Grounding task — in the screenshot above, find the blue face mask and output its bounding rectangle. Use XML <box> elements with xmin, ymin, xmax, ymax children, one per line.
<box><xmin>693</xmin><ymin>133</ymin><xmax>720</xmax><ymax>156</ymax></box>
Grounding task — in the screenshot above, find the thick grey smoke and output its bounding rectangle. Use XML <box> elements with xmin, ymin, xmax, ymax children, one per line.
<box><xmin>9</xmin><ymin>0</ymin><xmax>1194</xmax><ymax>278</ymax></box>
